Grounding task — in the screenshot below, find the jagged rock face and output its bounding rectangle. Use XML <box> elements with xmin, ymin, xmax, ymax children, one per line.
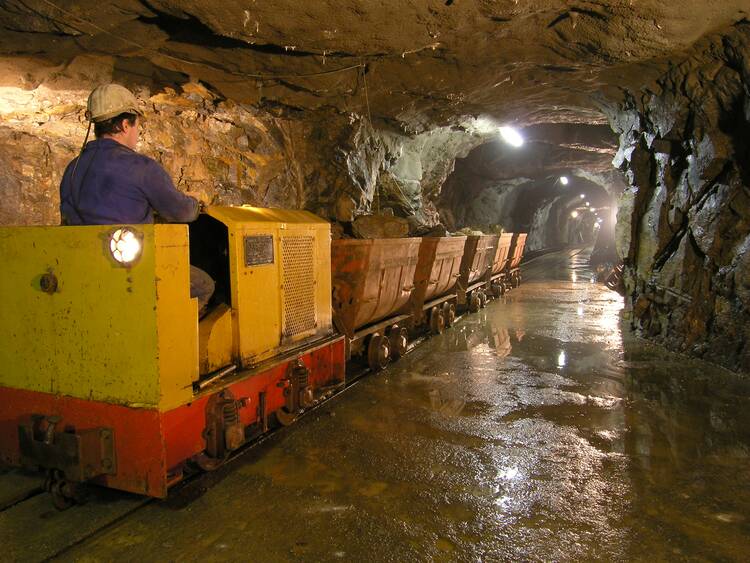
<box><xmin>0</xmin><ymin>65</ymin><xmax>355</xmax><ymax>225</ymax></box>
<box><xmin>0</xmin><ymin>54</ymin><xmax>484</xmax><ymax>227</ymax></box>
<box><xmin>605</xmin><ymin>23</ymin><xmax>750</xmax><ymax>373</ymax></box>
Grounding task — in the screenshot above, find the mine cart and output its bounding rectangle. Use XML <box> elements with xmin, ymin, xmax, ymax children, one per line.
<box><xmin>331</xmin><ymin>237</ymin><xmax>421</xmax><ymax>370</ymax></box>
<box><xmin>410</xmin><ymin>236</ymin><xmax>467</xmax><ymax>335</ymax></box>
<box><xmin>456</xmin><ymin>234</ymin><xmax>498</xmax><ymax>312</ymax></box>
<box><xmin>505</xmin><ymin>232</ymin><xmax>528</xmax><ymax>288</ymax></box>
<box><xmin>489</xmin><ymin>233</ymin><xmax>515</xmax><ymax>297</ymax></box>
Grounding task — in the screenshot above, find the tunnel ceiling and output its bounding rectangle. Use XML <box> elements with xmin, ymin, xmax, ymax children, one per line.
<box><xmin>1</xmin><ymin>1</ymin><xmax>748</xmax><ymax>129</ymax></box>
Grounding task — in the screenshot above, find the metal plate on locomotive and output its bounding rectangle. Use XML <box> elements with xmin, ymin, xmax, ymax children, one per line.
<box><xmin>244</xmin><ymin>235</ymin><xmax>274</xmax><ymax>266</ymax></box>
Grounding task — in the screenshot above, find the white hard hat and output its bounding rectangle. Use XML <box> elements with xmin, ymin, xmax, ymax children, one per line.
<box><xmin>86</xmin><ymin>83</ymin><xmax>143</xmax><ymax>122</ymax></box>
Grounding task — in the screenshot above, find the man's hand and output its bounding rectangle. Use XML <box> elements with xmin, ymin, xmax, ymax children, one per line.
<box><xmin>185</xmin><ymin>190</ymin><xmax>210</xmax><ymax>207</ymax></box>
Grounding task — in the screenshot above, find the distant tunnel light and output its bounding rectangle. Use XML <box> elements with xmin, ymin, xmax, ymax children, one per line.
<box><xmin>579</xmin><ymin>194</ymin><xmax>585</xmax><ymax>199</ymax></box>
<box><xmin>570</xmin><ymin>210</ymin><xmax>579</xmax><ymax>218</ymax></box>
<box><xmin>499</xmin><ymin>126</ymin><xmax>524</xmax><ymax>147</ymax></box>
<box><xmin>585</xmin><ymin>201</ymin><xmax>590</xmax><ymax>207</ymax></box>
<box><xmin>560</xmin><ymin>176</ymin><xmax>569</xmax><ymax>185</ymax></box>
<box><xmin>557</xmin><ymin>350</ymin><xmax>567</xmax><ymax>368</ymax></box>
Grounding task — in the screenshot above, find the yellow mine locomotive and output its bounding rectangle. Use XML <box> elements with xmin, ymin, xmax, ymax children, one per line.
<box><xmin>0</xmin><ymin>207</ymin><xmax>345</xmax><ymax>506</ymax></box>
<box><xmin>0</xmin><ymin>206</ymin><xmax>527</xmax><ymax>507</ymax></box>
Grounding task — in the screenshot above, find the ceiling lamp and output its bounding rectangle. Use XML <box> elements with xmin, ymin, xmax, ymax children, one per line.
<box><xmin>579</xmin><ymin>194</ymin><xmax>585</xmax><ymax>199</ymax></box>
<box><xmin>560</xmin><ymin>176</ymin><xmax>569</xmax><ymax>185</ymax></box>
<box><xmin>570</xmin><ymin>210</ymin><xmax>579</xmax><ymax>218</ymax></box>
<box><xmin>499</xmin><ymin>126</ymin><xmax>524</xmax><ymax>147</ymax></box>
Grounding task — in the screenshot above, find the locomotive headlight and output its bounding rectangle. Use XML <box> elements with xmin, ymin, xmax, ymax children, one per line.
<box><xmin>109</xmin><ymin>228</ymin><xmax>142</xmax><ymax>265</ymax></box>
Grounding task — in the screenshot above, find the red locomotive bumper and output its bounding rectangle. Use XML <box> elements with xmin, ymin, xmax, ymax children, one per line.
<box><xmin>0</xmin><ymin>336</ymin><xmax>345</xmax><ymax>498</ymax></box>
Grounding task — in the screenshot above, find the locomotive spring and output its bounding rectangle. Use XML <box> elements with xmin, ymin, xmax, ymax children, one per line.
<box><xmin>222</xmin><ymin>401</ymin><xmax>239</xmax><ymax>425</ymax></box>
<box><xmin>294</xmin><ymin>364</ymin><xmax>309</xmax><ymax>388</ymax></box>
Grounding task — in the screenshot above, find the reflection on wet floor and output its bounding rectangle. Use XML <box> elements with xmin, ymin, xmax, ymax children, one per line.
<box><xmin>62</xmin><ymin>247</ymin><xmax>750</xmax><ymax>562</ymax></box>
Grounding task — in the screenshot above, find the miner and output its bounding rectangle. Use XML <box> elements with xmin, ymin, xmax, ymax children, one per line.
<box><xmin>59</xmin><ymin>83</ymin><xmax>214</xmax><ymax>313</ymax></box>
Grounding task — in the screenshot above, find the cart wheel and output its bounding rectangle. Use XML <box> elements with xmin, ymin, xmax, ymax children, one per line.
<box><xmin>367</xmin><ymin>334</ymin><xmax>390</xmax><ymax>371</ymax></box>
<box><xmin>468</xmin><ymin>292</ymin><xmax>481</xmax><ymax>313</ymax></box>
<box><xmin>513</xmin><ymin>272</ymin><xmax>521</xmax><ymax>288</ymax></box>
<box><xmin>388</xmin><ymin>326</ymin><xmax>409</xmax><ymax>359</ymax></box>
<box><xmin>478</xmin><ymin>291</ymin><xmax>488</xmax><ymax>308</ymax></box>
<box><xmin>491</xmin><ymin>283</ymin><xmax>502</xmax><ymax>298</ymax></box>
<box><xmin>429</xmin><ymin>306</ymin><xmax>445</xmax><ymax>334</ymax></box>
<box><xmin>443</xmin><ymin>302</ymin><xmax>456</xmax><ymax>328</ymax></box>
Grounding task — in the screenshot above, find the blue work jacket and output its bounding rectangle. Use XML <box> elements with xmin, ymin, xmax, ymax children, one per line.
<box><xmin>59</xmin><ymin>138</ymin><xmax>199</xmax><ymax>225</ymax></box>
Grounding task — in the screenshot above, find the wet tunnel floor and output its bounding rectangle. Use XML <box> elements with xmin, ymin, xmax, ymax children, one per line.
<box><xmin>8</xmin><ymin>248</ymin><xmax>750</xmax><ymax>561</ymax></box>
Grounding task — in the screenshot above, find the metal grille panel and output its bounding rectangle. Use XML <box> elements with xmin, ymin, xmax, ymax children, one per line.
<box><xmin>281</xmin><ymin>235</ymin><xmax>316</xmax><ymax>338</ymax></box>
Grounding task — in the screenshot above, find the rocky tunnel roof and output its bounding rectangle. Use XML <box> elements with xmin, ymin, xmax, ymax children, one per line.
<box><xmin>1</xmin><ymin>0</ymin><xmax>748</xmax><ymax>128</ymax></box>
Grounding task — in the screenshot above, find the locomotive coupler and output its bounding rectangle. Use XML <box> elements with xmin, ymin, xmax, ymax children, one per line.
<box><xmin>18</xmin><ymin>414</ymin><xmax>117</xmax><ymax>509</ymax></box>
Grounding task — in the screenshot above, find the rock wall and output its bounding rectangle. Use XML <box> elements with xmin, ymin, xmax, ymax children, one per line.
<box><xmin>0</xmin><ymin>54</ymin><xmax>485</xmax><ymax>230</ymax></box>
<box><xmin>0</xmin><ymin>54</ymin><xmax>350</xmax><ymax>225</ymax></box>
<box><xmin>606</xmin><ymin>22</ymin><xmax>750</xmax><ymax>373</ymax></box>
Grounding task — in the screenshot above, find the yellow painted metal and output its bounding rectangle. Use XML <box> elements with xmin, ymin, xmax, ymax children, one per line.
<box><xmin>198</xmin><ymin>304</ymin><xmax>233</xmax><ymax>375</ymax></box>
<box><xmin>206</xmin><ymin>206</ymin><xmax>333</xmax><ymax>367</ymax></box>
<box><xmin>0</xmin><ymin>206</ymin><xmax>334</xmax><ymax>409</ymax></box>
<box><xmin>0</xmin><ymin>224</ymin><xmax>197</xmax><ymax>410</ymax></box>
<box><xmin>153</xmin><ymin>225</ymin><xmax>198</xmax><ymax>411</ymax></box>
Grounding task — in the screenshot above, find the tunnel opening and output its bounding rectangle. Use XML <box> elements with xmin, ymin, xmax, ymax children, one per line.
<box><xmin>436</xmin><ymin>122</ymin><xmax>623</xmax><ymax>267</ymax></box>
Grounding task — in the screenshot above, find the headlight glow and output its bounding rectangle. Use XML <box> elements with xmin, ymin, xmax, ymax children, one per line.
<box><xmin>109</xmin><ymin>228</ymin><xmax>142</xmax><ymax>264</ymax></box>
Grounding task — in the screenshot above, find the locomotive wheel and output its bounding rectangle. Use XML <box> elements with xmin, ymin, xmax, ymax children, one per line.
<box><xmin>468</xmin><ymin>291</ymin><xmax>481</xmax><ymax>313</ymax></box>
<box><xmin>388</xmin><ymin>326</ymin><xmax>409</xmax><ymax>359</ymax></box>
<box><xmin>429</xmin><ymin>306</ymin><xmax>445</xmax><ymax>334</ymax></box>
<box><xmin>367</xmin><ymin>334</ymin><xmax>390</xmax><ymax>371</ymax></box>
<box><xmin>192</xmin><ymin>452</ymin><xmax>228</xmax><ymax>471</ymax></box>
<box><xmin>275</xmin><ymin>407</ymin><xmax>297</xmax><ymax>427</ymax></box>
<box><xmin>443</xmin><ymin>302</ymin><xmax>456</xmax><ymax>328</ymax></box>
<box><xmin>45</xmin><ymin>469</ymin><xmax>85</xmax><ymax>511</ymax></box>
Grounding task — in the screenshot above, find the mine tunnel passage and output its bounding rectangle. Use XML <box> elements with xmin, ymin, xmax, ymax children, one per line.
<box><xmin>2</xmin><ymin>2</ymin><xmax>750</xmax><ymax>559</ymax></box>
<box><xmin>437</xmin><ymin>121</ymin><xmax>621</xmax><ymax>266</ymax></box>
<box><xmin>3</xmin><ymin>249</ymin><xmax>749</xmax><ymax>560</ymax></box>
